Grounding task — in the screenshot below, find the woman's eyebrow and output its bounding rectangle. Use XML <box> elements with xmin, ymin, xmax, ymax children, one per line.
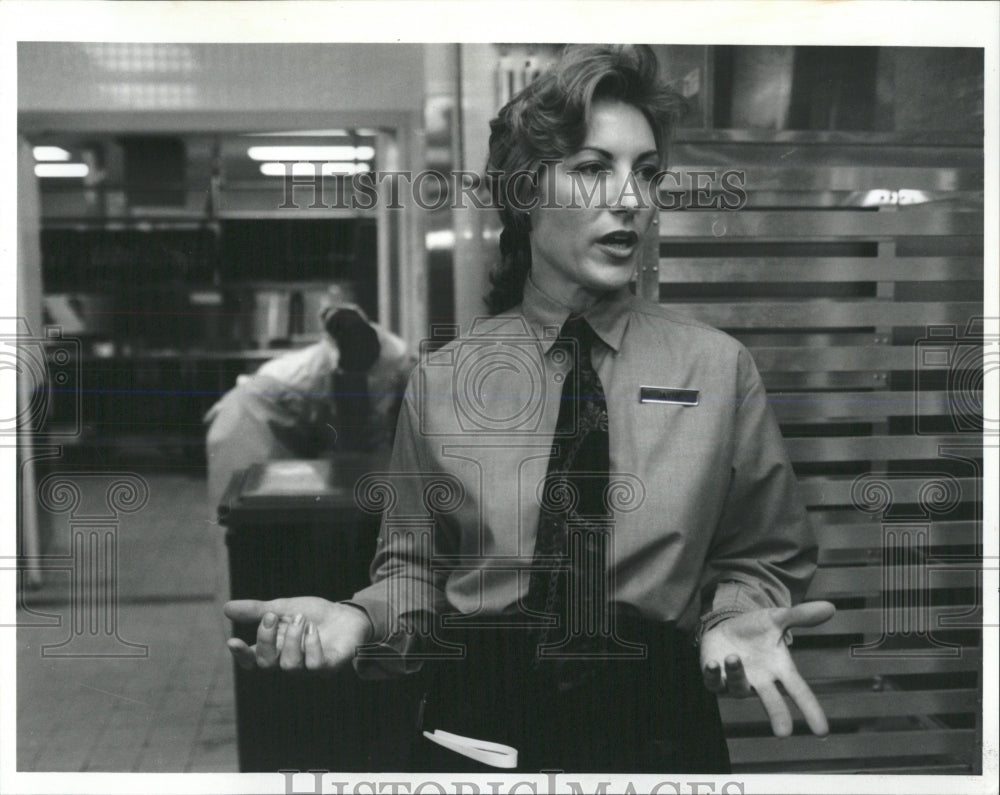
<box><xmin>574</xmin><ymin>146</ymin><xmax>659</xmax><ymax>163</ymax></box>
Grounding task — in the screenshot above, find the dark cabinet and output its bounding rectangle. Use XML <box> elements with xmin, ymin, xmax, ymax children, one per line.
<box><xmin>219</xmin><ymin>457</ymin><xmax>422</xmax><ymax>772</ymax></box>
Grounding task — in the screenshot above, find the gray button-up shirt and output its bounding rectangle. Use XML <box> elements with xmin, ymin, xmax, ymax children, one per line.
<box><xmin>347</xmin><ymin>278</ymin><xmax>816</xmax><ymax>677</ymax></box>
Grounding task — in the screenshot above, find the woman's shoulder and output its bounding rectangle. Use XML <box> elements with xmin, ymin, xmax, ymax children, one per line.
<box><xmin>626</xmin><ymin>294</ymin><xmax>746</xmax><ymax>354</ymax></box>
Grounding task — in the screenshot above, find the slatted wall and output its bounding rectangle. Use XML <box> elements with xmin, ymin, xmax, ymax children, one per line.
<box><xmin>637</xmin><ymin>130</ymin><xmax>985</xmax><ymax>774</ymax></box>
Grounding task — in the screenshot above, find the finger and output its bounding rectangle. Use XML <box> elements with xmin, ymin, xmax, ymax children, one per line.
<box><xmin>224</xmin><ymin>598</ymin><xmax>296</xmax><ymax>624</ymax></box>
<box><xmin>303</xmin><ymin>621</ymin><xmax>324</xmax><ymax>670</ymax></box>
<box><xmin>279</xmin><ymin>613</ymin><xmax>306</xmax><ymax>670</ymax></box>
<box><xmin>275</xmin><ymin>615</ymin><xmax>292</xmax><ymax>653</ymax></box>
<box><xmin>255</xmin><ymin>612</ymin><xmax>280</xmax><ymax>667</ymax></box>
<box><xmin>754</xmin><ymin>681</ymin><xmax>794</xmax><ymax>737</ymax></box>
<box><xmin>780</xmin><ymin>669</ymin><xmax>829</xmax><ymax>736</ymax></box>
<box><xmin>777</xmin><ymin>601</ymin><xmax>836</xmax><ymax>631</ymax></box>
<box><xmin>725</xmin><ymin>655</ymin><xmax>752</xmax><ymax>698</ymax></box>
<box><xmin>702</xmin><ymin>660</ymin><xmax>724</xmax><ymax>693</ymax></box>
<box><xmin>227</xmin><ymin>638</ymin><xmax>257</xmax><ymax>671</ymax></box>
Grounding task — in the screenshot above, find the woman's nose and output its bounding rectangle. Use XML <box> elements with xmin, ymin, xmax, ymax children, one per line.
<box><xmin>608</xmin><ymin>171</ymin><xmax>642</xmax><ymax>215</ymax></box>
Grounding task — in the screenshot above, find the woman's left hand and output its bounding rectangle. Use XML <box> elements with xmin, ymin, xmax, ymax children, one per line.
<box><xmin>699</xmin><ymin>600</ymin><xmax>836</xmax><ymax>737</ymax></box>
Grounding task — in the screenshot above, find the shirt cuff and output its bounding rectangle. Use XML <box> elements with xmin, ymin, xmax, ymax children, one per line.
<box><xmin>342</xmin><ymin>589</ymin><xmax>426</xmax><ymax>680</ymax></box>
<box><xmin>697</xmin><ymin>581</ymin><xmax>794</xmax><ymax>646</ymax></box>
<box><xmin>694</xmin><ymin>606</ymin><xmax>748</xmax><ymax>646</ymax></box>
<box><xmin>711</xmin><ymin>580</ymin><xmax>772</xmax><ymax>613</ymax></box>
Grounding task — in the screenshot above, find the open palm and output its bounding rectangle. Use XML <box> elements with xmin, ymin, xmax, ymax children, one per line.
<box><xmin>224</xmin><ymin>596</ymin><xmax>372</xmax><ymax>673</ymax></box>
<box><xmin>700</xmin><ymin>600</ymin><xmax>835</xmax><ymax>737</ymax></box>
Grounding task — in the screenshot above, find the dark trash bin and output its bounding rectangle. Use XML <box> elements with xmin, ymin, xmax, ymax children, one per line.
<box><xmin>219</xmin><ymin>456</ymin><xmax>421</xmax><ymax>772</ymax></box>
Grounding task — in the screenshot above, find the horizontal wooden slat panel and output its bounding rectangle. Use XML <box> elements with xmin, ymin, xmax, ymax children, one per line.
<box><xmin>815</xmin><ymin>764</ymin><xmax>972</xmax><ymax>775</ymax></box>
<box><xmin>657</xmin><ymin>208</ymin><xmax>982</xmax><ymax>239</ymax></box>
<box><xmin>665</xmin><ymin>164</ymin><xmax>983</xmax><ymax>191</ymax></box>
<box><xmin>671</xmin><ymin>139</ymin><xmax>983</xmax><ymax>161</ymax></box>
<box><xmin>721</xmin><ymin>688</ymin><xmax>979</xmax><ymax>725</ymax></box>
<box><xmin>771</xmin><ymin>390</ymin><xmax>952</xmax><ymax>421</ymax></box>
<box><xmin>762</xmin><ymin>372</ymin><xmax>900</xmax><ymax>391</ymax></box>
<box><xmin>727</xmin><ymin>729</ymin><xmax>976</xmax><ymax>764</ymax></box>
<box><xmin>672</xmin><ymin>129</ymin><xmax>984</xmax><ymax>147</ymax></box>
<box><xmin>651</xmin><ymin>136</ymin><xmax>983</xmax><ymax>775</ymax></box>
<box><xmin>723</xmin><ymin>191</ymin><xmax>983</xmax><ymax>210</ymax></box>
<box><xmin>797</xmin><ymin>477</ymin><xmax>980</xmax><ymax>508</ymax></box>
<box><xmin>793</xmin><ymin>647</ymin><xmax>981</xmax><ymax>678</ymax></box>
<box><xmin>753</xmin><ymin>346</ymin><xmax>943</xmax><ymax>373</ymax></box>
<box><xmin>807</xmin><ymin>566</ymin><xmax>977</xmax><ymax>599</ymax></box>
<box><xmin>794</xmin><ymin>606</ymin><xmax>978</xmax><ymax>636</ymax></box>
<box><xmin>658</xmin><ymin>300</ymin><xmax>981</xmax><ymax>328</ymax></box>
<box><xmin>659</xmin><ymin>257</ymin><xmax>982</xmax><ymax>283</ymax></box>
<box><xmin>743</xmin><ymin>331</ymin><xmax>904</xmax><ymax>347</ymax></box>
<box><xmin>816</xmin><ymin>521</ymin><xmax>980</xmax><ymax>550</ymax></box>
<box><xmin>785</xmin><ymin>434</ymin><xmax>979</xmax><ymax>463</ymax></box>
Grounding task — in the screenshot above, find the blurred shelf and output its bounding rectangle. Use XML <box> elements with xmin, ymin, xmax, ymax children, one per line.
<box><xmin>214</xmin><ymin>208</ymin><xmax>375</xmax><ymax>220</ymax></box>
<box><xmin>41</xmin><ymin>216</ymin><xmax>217</xmax><ymax>230</ymax></box>
<box><xmin>79</xmin><ymin>346</ymin><xmax>317</xmax><ymax>363</ymax></box>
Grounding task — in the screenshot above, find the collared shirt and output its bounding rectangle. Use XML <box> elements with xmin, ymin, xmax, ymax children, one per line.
<box><xmin>347</xmin><ymin>278</ymin><xmax>816</xmax><ymax>677</ymax></box>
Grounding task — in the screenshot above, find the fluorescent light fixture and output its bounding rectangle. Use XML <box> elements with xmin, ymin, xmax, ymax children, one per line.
<box><xmin>259</xmin><ymin>162</ymin><xmax>371</xmax><ymax>177</ymax></box>
<box><xmin>33</xmin><ymin>146</ymin><xmax>72</xmax><ymax>161</ymax></box>
<box><xmin>425</xmin><ymin>230</ymin><xmax>456</xmax><ymax>251</ymax></box>
<box><xmin>243</xmin><ymin>129</ymin><xmax>349</xmax><ymax>137</ymax></box>
<box><xmin>34</xmin><ymin>163</ymin><xmax>89</xmax><ymax>178</ymax></box>
<box><xmin>355</xmin><ymin>128</ymin><xmax>380</xmax><ymax>137</ymax></box>
<box><xmin>247</xmin><ymin>145</ymin><xmax>375</xmax><ymax>162</ymax></box>
<box><xmin>898</xmin><ymin>189</ymin><xmax>931</xmax><ymax>206</ymax></box>
<box><xmin>860</xmin><ymin>189</ymin><xmax>932</xmax><ymax>207</ymax></box>
<box><xmin>83</xmin><ymin>43</ymin><xmax>196</xmax><ymax>74</ymax></box>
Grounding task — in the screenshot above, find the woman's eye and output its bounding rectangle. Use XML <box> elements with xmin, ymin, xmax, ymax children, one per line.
<box><xmin>574</xmin><ymin>162</ymin><xmax>608</xmax><ymax>177</ymax></box>
<box><xmin>635</xmin><ymin>165</ymin><xmax>659</xmax><ymax>182</ymax></box>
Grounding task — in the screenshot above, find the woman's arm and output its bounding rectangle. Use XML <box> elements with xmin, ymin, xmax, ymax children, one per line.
<box><xmin>696</xmin><ymin>345</ymin><xmax>835</xmax><ymax>736</ymax></box>
<box><xmin>224</xmin><ymin>373</ymin><xmax>454</xmax><ymax>677</ymax></box>
<box><xmin>342</xmin><ymin>376</ymin><xmax>458</xmax><ymax>678</ymax></box>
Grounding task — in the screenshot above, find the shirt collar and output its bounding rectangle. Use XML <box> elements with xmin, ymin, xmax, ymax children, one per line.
<box><xmin>520</xmin><ymin>275</ymin><xmax>632</xmax><ymax>354</ymax></box>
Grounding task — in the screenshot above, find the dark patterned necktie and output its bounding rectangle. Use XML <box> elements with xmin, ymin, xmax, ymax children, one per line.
<box><xmin>526</xmin><ymin>314</ymin><xmax>610</xmax><ymax>677</ymax></box>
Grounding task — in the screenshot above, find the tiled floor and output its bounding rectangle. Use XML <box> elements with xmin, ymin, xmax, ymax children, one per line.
<box><xmin>17</xmin><ymin>460</ymin><xmax>239</xmax><ymax>772</ymax></box>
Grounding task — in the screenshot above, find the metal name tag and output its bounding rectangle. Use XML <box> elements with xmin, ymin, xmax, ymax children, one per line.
<box><xmin>639</xmin><ymin>386</ymin><xmax>700</xmax><ymax>406</ymax></box>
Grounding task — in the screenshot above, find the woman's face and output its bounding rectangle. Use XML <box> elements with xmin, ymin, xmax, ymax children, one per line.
<box><xmin>528</xmin><ymin>99</ymin><xmax>660</xmax><ymax>311</ymax></box>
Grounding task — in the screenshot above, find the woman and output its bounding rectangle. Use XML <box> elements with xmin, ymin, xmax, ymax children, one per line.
<box><xmin>225</xmin><ymin>44</ymin><xmax>835</xmax><ymax>773</ymax></box>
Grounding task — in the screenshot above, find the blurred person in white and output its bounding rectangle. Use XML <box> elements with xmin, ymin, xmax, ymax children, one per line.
<box><xmin>204</xmin><ymin>295</ymin><xmax>415</xmax><ymax>512</ymax></box>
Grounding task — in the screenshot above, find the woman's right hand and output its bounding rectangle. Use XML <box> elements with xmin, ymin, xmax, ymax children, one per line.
<box><xmin>223</xmin><ymin>597</ymin><xmax>372</xmax><ymax>672</ymax></box>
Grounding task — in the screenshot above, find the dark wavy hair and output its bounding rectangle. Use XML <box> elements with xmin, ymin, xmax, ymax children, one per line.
<box><xmin>484</xmin><ymin>44</ymin><xmax>687</xmax><ymax>315</ymax></box>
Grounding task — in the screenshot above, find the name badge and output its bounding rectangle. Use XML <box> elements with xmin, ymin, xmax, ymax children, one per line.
<box><xmin>640</xmin><ymin>386</ymin><xmax>699</xmax><ymax>406</ymax></box>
